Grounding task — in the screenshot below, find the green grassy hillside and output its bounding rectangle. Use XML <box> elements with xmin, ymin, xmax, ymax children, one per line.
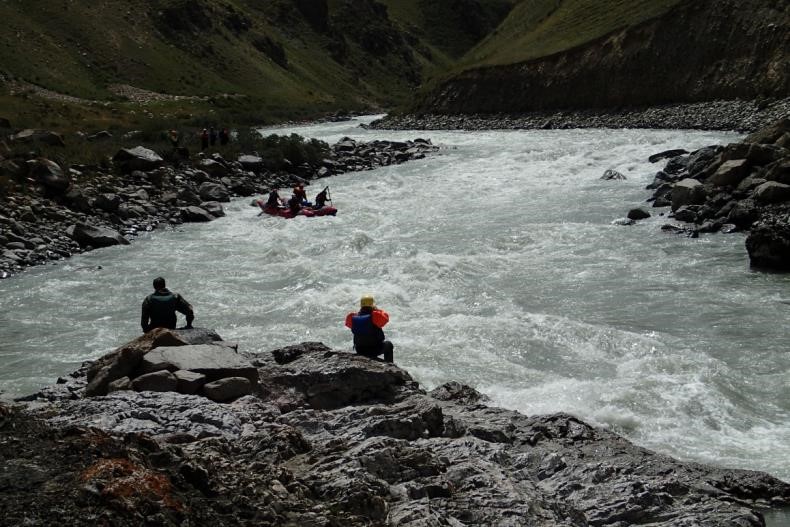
<box><xmin>459</xmin><ymin>0</ymin><xmax>684</xmax><ymax>68</ymax></box>
<box><xmin>0</xmin><ymin>0</ymin><xmax>514</xmax><ymax>129</ymax></box>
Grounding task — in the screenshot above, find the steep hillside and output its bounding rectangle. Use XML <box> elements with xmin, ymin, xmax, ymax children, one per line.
<box><xmin>414</xmin><ymin>0</ymin><xmax>789</xmax><ymax>114</ymax></box>
<box><xmin>0</xmin><ymin>0</ymin><xmax>513</xmax><ymax>127</ymax></box>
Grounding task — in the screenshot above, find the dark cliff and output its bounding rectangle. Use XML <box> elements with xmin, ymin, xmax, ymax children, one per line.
<box><xmin>416</xmin><ymin>0</ymin><xmax>789</xmax><ymax>114</ymax></box>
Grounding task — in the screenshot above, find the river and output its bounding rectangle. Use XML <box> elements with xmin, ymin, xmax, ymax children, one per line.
<box><xmin>1</xmin><ymin>116</ymin><xmax>789</xmax><ymax>490</ymax></box>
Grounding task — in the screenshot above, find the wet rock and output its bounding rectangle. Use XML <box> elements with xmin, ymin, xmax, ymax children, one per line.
<box><xmin>429</xmin><ymin>381</ymin><xmax>489</xmax><ymax>405</ymax></box>
<box><xmin>601</xmin><ymin>169</ymin><xmax>626</xmax><ymax>180</ymax></box>
<box><xmin>627</xmin><ymin>208</ymin><xmax>651</xmax><ymax>220</ymax></box>
<box><xmin>199</xmin><ymin>201</ymin><xmax>225</xmax><ymax>218</ymax></box>
<box><xmin>673</xmin><ymin>206</ymin><xmax>699</xmax><ymax>223</ymax></box>
<box><xmin>180</xmin><ymin>206</ymin><xmax>214</xmax><ymax>222</ymax></box>
<box><xmin>70</xmin><ymin>222</ymin><xmax>129</xmax><ymax>248</ymax></box>
<box><xmin>198</xmin><ymin>182</ymin><xmax>230</xmax><ymax>202</ymax></box>
<box><xmin>746</xmin><ymin>221</ymin><xmax>790</xmax><ymax>270</ymax></box>
<box><xmin>648</xmin><ymin>149</ymin><xmax>689</xmax><ymax>163</ymax></box>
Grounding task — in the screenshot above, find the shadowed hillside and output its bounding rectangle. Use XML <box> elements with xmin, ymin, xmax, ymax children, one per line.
<box><xmin>412</xmin><ymin>0</ymin><xmax>789</xmax><ymax>114</ymax></box>
<box><xmin>0</xmin><ymin>0</ymin><xmax>513</xmax><ymax>127</ymax></box>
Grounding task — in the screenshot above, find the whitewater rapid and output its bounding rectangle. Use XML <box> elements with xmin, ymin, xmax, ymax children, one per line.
<box><xmin>1</xmin><ymin>116</ymin><xmax>788</xmax><ymax>486</ymax></box>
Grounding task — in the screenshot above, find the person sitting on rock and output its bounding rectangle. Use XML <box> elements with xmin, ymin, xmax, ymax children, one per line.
<box><xmin>141</xmin><ymin>277</ymin><xmax>194</xmax><ymax>333</ymax></box>
<box><xmin>345</xmin><ymin>294</ymin><xmax>393</xmax><ymax>363</ymax></box>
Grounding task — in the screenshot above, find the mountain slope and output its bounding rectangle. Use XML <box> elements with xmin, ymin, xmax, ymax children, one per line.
<box><xmin>0</xmin><ymin>0</ymin><xmax>514</xmax><ymax>124</ymax></box>
<box><xmin>413</xmin><ymin>0</ymin><xmax>789</xmax><ymax>114</ymax></box>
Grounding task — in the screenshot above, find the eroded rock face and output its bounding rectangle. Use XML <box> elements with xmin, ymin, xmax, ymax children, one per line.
<box><xmin>11</xmin><ymin>341</ymin><xmax>789</xmax><ymax>526</ymax></box>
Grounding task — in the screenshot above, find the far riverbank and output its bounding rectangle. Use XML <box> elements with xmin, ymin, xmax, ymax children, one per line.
<box><xmin>371</xmin><ymin>98</ymin><xmax>790</xmax><ymax>133</ymax></box>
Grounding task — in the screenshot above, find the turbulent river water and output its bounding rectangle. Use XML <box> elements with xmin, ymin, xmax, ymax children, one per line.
<box><xmin>1</xmin><ymin>116</ymin><xmax>789</xmax><ymax>488</ymax></box>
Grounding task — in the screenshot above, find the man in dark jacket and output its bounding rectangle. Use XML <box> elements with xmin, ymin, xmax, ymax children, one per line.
<box><xmin>141</xmin><ymin>277</ymin><xmax>194</xmax><ymax>333</ymax></box>
<box><xmin>345</xmin><ymin>294</ymin><xmax>393</xmax><ymax>362</ymax></box>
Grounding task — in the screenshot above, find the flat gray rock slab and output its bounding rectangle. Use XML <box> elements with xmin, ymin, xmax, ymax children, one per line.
<box><xmin>142</xmin><ymin>345</ymin><xmax>258</xmax><ymax>385</ymax></box>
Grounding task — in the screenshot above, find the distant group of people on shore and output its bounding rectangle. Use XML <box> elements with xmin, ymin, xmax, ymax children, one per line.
<box><xmin>141</xmin><ymin>278</ymin><xmax>393</xmax><ymax>363</ymax></box>
<box><xmin>166</xmin><ymin>127</ymin><xmax>231</xmax><ymax>152</ymax></box>
<box><xmin>199</xmin><ymin>127</ymin><xmax>230</xmax><ymax>151</ymax></box>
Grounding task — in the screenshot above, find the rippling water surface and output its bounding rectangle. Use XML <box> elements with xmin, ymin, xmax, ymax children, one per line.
<box><xmin>1</xmin><ymin>116</ymin><xmax>789</xmax><ymax>483</ymax></box>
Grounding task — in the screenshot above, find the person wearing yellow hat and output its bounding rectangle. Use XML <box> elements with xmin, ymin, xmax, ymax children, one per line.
<box><xmin>344</xmin><ymin>294</ymin><xmax>393</xmax><ymax>362</ymax></box>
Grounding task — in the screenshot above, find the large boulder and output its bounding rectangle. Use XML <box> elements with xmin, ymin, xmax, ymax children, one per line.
<box><xmin>27</xmin><ymin>158</ymin><xmax>70</xmax><ymax>193</ymax></box>
<box><xmin>261</xmin><ymin>343</ymin><xmax>413</xmax><ymax>410</ymax></box>
<box><xmin>708</xmin><ymin>159</ymin><xmax>750</xmax><ymax>187</ymax></box>
<box><xmin>238</xmin><ymin>155</ymin><xmax>265</xmax><ymax>172</ymax></box>
<box><xmin>69</xmin><ymin>222</ymin><xmax>130</xmax><ymax>248</ymax></box>
<box><xmin>746</xmin><ymin>221</ymin><xmax>790</xmax><ymax>271</ymax></box>
<box><xmin>754</xmin><ymin>181</ymin><xmax>790</xmax><ymax>203</ymax></box>
<box><xmin>180</xmin><ymin>206</ymin><xmax>214</xmax><ymax>222</ymax></box>
<box><xmin>198</xmin><ymin>182</ymin><xmax>230</xmax><ymax>202</ymax></box>
<box><xmin>198</xmin><ymin>159</ymin><xmax>229</xmax><ymax>178</ymax></box>
<box><xmin>138</xmin><ymin>344</ymin><xmax>259</xmax><ymax>385</ymax></box>
<box><xmin>671</xmin><ymin>178</ymin><xmax>706</xmax><ymax>211</ymax></box>
<box><xmin>200</xmin><ymin>201</ymin><xmax>225</xmax><ymax>218</ymax></box>
<box><xmin>113</xmin><ymin>146</ymin><xmax>164</xmax><ymax>173</ymax></box>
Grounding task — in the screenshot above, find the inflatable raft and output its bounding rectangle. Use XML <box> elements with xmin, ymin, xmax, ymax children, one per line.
<box><xmin>256</xmin><ymin>200</ymin><xmax>337</xmax><ymax>219</ymax></box>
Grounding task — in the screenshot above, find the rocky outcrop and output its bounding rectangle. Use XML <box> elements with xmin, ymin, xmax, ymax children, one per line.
<box><xmin>637</xmin><ymin>119</ymin><xmax>790</xmax><ymax>270</ymax></box>
<box><xmin>6</xmin><ymin>339</ymin><xmax>790</xmax><ymax>526</ymax></box>
<box><xmin>0</xmin><ymin>136</ymin><xmax>438</xmax><ymax>279</ymax></box>
<box><xmin>415</xmin><ymin>0</ymin><xmax>788</xmax><ymax>116</ymax></box>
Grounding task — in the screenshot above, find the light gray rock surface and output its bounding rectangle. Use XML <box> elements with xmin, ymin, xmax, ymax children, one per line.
<box><xmin>13</xmin><ymin>340</ymin><xmax>790</xmax><ymax>526</ymax></box>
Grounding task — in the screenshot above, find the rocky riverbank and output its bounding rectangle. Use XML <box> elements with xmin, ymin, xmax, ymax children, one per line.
<box><xmin>4</xmin><ymin>328</ymin><xmax>789</xmax><ymax>526</ymax></box>
<box><xmin>370</xmin><ymin>98</ymin><xmax>790</xmax><ymax>133</ymax></box>
<box><xmin>622</xmin><ymin>118</ymin><xmax>790</xmax><ymax>271</ymax></box>
<box><xmin>0</xmin><ymin>134</ymin><xmax>437</xmax><ymax>279</ymax></box>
